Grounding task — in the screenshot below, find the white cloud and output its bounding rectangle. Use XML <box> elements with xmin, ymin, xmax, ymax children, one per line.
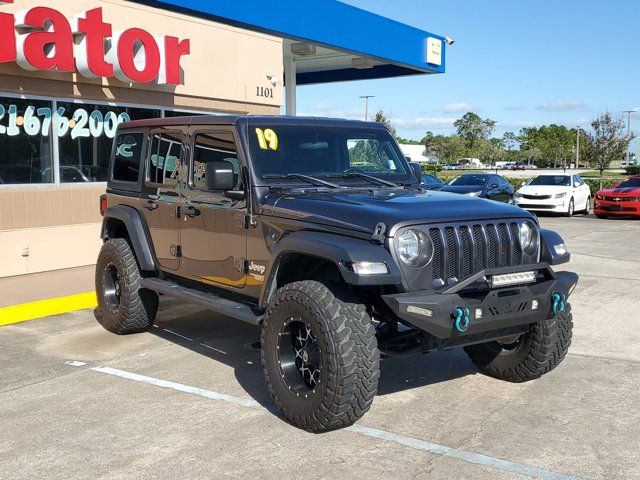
<box><xmin>311</xmin><ymin>101</ymin><xmax>335</xmax><ymax>111</ymax></box>
<box><xmin>537</xmin><ymin>100</ymin><xmax>586</xmax><ymax>112</ymax></box>
<box><xmin>392</xmin><ymin>117</ymin><xmax>457</xmax><ymax>130</ymax></box>
<box><xmin>437</xmin><ymin>102</ymin><xmax>476</xmax><ymax>113</ymax></box>
<box><xmin>503</xmin><ymin>105</ymin><xmax>526</xmax><ymax>111</ymax></box>
<box><xmin>297</xmin><ymin>108</ymin><xmax>364</xmax><ymax>121</ymax></box>
<box><xmin>563</xmin><ymin>117</ymin><xmax>590</xmax><ymax>128</ymax></box>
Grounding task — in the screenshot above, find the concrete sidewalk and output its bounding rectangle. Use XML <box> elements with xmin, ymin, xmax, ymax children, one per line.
<box><xmin>0</xmin><ymin>265</ymin><xmax>95</xmax><ymax>308</ymax></box>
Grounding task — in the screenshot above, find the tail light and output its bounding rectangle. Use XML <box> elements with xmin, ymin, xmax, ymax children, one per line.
<box><xmin>99</xmin><ymin>194</ymin><xmax>107</xmax><ymax>216</ymax></box>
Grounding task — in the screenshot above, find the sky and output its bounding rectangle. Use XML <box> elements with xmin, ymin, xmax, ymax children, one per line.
<box><xmin>295</xmin><ymin>0</ymin><xmax>640</xmax><ymax>145</ymax></box>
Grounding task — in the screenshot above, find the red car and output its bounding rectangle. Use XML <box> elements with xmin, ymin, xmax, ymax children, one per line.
<box><xmin>594</xmin><ymin>177</ymin><xmax>640</xmax><ymax>218</ymax></box>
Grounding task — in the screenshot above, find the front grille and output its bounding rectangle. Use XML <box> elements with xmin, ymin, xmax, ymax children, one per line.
<box><xmin>603</xmin><ymin>196</ymin><xmax>635</xmax><ymax>202</ymax></box>
<box><xmin>518</xmin><ymin>204</ymin><xmax>555</xmax><ymax>209</ymax></box>
<box><xmin>522</xmin><ymin>194</ymin><xmax>552</xmax><ymax>200</ymax></box>
<box><xmin>426</xmin><ymin>221</ymin><xmax>531</xmax><ymax>288</ymax></box>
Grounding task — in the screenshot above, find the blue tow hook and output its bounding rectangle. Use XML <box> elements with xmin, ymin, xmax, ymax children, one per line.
<box><xmin>552</xmin><ymin>292</ymin><xmax>567</xmax><ymax>315</ymax></box>
<box><xmin>453</xmin><ymin>306</ymin><xmax>471</xmax><ymax>333</ymax></box>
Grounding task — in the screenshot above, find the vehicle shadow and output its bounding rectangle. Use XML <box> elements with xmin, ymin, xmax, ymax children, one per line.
<box><xmin>149</xmin><ymin>300</ymin><xmax>479</xmax><ymax>413</ymax></box>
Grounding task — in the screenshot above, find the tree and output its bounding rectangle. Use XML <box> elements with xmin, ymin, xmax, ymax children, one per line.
<box><xmin>517</xmin><ymin>125</ymin><xmax>574</xmax><ymax>168</ymax></box>
<box><xmin>373</xmin><ymin>109</ymin><xmax>397</xmax><ymax>138</ymax></box>
<box><xmin>421</xmin><ymin>133</ymin><xmax>466</xmax><ymax>164</ymax></box>
<box><xmin>582</xmin><ymin>112</ymin><xmax>634</xmax><ymax>187</ymax></box>
<box><xmin>453</xmin><ymin>112</ymin><xmax>496</xmax><ymax>153</ymax></box>
<box><xmin>502</xmin><ymin>132</ymin><xmax>521</xmax><ymax>162</ymax></box>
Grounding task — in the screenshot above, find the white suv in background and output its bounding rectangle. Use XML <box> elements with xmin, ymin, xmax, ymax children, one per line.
<box><xmin>514</xmin><ymin>174</ymin><xmax>591</xmax><ymax>216</ymax></box>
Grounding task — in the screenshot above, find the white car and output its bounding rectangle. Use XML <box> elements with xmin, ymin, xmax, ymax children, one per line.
<box><xmin>514</xmin><ymin>174</ymin><xmax>591</xmax><ymax>216</ymax></box>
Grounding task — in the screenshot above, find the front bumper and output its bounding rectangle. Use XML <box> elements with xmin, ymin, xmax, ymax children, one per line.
<box><xmin>515</xmin><ymin>197</ymin><xmax>568</xmax><ymax>212</ymax></box>
<box><xmin>381</xmin><ymin>263</ymin><xmax>578</xmax><ymax>339</ymax></box>
<box><xmin>594</xmin><ymin>199</ymin><xmax>640</xmax><ymax>216</ymax></box>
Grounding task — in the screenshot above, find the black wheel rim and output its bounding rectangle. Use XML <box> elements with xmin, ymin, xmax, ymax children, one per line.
<box><xmin>277</xmin><ymin>317</ymin><xmax>321</xmax><ymax>395</ymax></box>
<box><xmin>103</xmin><ymin>263</ymin><xmax>122</xmax><ymax>312</ymax></box>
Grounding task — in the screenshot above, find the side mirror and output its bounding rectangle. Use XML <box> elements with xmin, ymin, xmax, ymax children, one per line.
<box><xmin>521</xmin><ymin>181</ymin><xmax>526</xmax><ymax>187</ymax></box>
<box><xmin>489</xmin><ymin>183</ymin><xmax>499</xmax><ymax>189</ymax></box>
<box><xmin>574</xmin><ymin>182</ymin><xmax>580</xmax><ymax>188</ymax></box>
<box><xmin>205</xmin><ymin>161</ymin><xmax>235</xmax><ymax>191</ymax></box>
<box><xmin>409</xmin><ymin>162</ymin><xmax>423</xmax><ymax>181</ymax></box>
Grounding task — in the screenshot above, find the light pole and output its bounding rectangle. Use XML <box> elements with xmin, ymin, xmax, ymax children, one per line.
<box><xmin>575</xmin><ymin>127</ymin><xmax>581</xmax><ymax>169</ymax></box>
<box><xmin>359</xmin><ymin>95</ymin><xmax>375</xmax><ymax>122</ymax></box>
<box><xmin>622</xmin><ymin>110</ymin><xmax>638</xmax><ymax>165</ymax></box>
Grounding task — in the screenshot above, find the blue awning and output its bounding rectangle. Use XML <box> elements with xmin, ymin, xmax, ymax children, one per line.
<box><xmin>133</xmin><ymin>0</ymin><xmax>446</xmax><ymax>84</ymax></box>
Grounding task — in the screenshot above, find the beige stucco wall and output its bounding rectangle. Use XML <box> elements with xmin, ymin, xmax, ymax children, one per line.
<box><xmin>0</xmin><ymin>222</ymin><xmax>102</xmax><ymax>277</ymax></box>
<box><xmin>0</xmin><ymin>185</ymin><xmax>105</xmax><ymax>277</ymax></box>
<box><xmin>0</xmin><ymin>0</ymin><xmax>283</xmax><ymax>113</ymax></box>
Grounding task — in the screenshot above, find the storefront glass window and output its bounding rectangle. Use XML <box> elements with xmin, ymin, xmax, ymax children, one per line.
<box><xmin>57</xmin><ymin>103</ymin><xmax>160</xmax><ymax>183</ymax></box>
<box><xmin>0</xmin><ymin>97</ymin><xmax>53</xmax><ymax>185</ymax></box>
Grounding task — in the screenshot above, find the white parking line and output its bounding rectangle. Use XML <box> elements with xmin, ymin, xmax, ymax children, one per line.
<box><xmin>77</xmin><ymin>363</ymin><xmax>586</xmax><ymax>480</ymax></box>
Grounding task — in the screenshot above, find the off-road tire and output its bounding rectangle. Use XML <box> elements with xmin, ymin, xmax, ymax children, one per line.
<box><xmin>95</xmin><ymin>238</ymin><xmax>158</xmax><ymax>334</ymax></box>
<box><xmin>261</xmin><ymin>280</ymin><xmax>380</xmax><ymax>432</ymax></box>
<box><xmin>463</xmin><ymin>303</ymin><xmax>573</xmax><ymax>382</ymax></box>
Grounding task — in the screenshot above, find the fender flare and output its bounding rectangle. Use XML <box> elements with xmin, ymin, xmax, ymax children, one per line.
<box><xmin>259</xmin><ymin>231</ymin><xmax>402</xmax><ymax>308</ymax></box>
<box><xmin>539</xmin><ymin>228</ymin><xmax>570</xmax><ymax>265</ymax></box>
<box><xmin>101</xmin><ymin>205</ymin><xmax>157</xmax><ymax>272</ymax></box>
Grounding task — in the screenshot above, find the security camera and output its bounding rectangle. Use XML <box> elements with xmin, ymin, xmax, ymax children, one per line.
<box><xmin>445</xmin><ymin>36</ymin><xmax>455</xmax><ymax>46</ymax></box>
<box><xmin>266</xmin><ymin>74</ymin><xmax>279</xmax><ymax>87</ymax></box>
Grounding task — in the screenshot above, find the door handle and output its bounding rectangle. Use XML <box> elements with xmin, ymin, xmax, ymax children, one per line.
<box><xmin>178</xmin><ymin>205</ymin><xmax>201</xmax><ymax>218</ymax></box>
<box><xmin>142</xmin><ymin>201</ymin><xmax>158</xmax><ymax>211</ymax></box>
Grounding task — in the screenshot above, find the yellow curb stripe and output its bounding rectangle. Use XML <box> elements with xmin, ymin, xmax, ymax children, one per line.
<box><xmin>0</xmin><ymin>292</ymin><xmax>97</xmax><ymax>327</ymax></box>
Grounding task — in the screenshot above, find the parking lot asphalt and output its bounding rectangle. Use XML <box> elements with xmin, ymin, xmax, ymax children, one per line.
<box><xmin>1</xmin><ymin>215</ymin><xmax>639</xmax><ymax>480</ymax></box>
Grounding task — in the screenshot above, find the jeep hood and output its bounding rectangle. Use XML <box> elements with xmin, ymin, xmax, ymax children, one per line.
<box><xmin>261</xmin><ymin>189</ymin><xmax>533</xmax><ymax>235</ymax></box>
<box><xmin>439</xmin><ymin>185</ymin><xmax>484</xmax><ymax>195</ymax></box>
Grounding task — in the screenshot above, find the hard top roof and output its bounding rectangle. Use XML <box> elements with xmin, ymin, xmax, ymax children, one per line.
<box><xmin>120</xmin><ymin>115</ymin><xmax>390</xmax><ymax>130</ymax></box>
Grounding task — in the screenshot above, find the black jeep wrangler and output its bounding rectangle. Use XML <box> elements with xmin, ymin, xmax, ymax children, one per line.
<box><xmin>96</xmin><ymin>116</ymin><xmax>578</xmax><ymax>432</ymax></box>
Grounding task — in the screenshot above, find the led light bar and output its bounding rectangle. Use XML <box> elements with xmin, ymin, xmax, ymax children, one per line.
<box><xmin>351</xmin><ymin>261</ymin><xmax>388</xmax><ymax>275</ymax></box>
<box><xmin>407</xmin><ymin>305</ymin><xmax>434</xmax><ymax>317</ymax></box>
<box><xmin>489</xmin><ymin>271</ymin><xmax>536</xmax><ymax>288</ymax></box>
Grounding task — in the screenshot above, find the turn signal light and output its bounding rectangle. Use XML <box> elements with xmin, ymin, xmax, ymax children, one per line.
<box><xmin>99</xmin><ymin>194</ymin><xmax>107</xmax><ymax>216</ymax></box>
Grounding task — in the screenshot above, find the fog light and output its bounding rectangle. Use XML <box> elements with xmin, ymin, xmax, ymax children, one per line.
<box><xmin>554</xmin><ymin>243</ymin><xmax>567</xmax><ymax>256</ymax></box>
<box><xmin>407</xmin><ymin>305</ymin><xmax>434</xmax><ymax>317</ymax></box>
<box><xmin>532</xmin><ymin>299</ymin><xmax>539</xmax><ymax>310</ymax></box>
<box><xmin>489</xmin><ymin>271</ymin><xmax>536</xmax><ymax>288</ymax></box>
<box><xmin>351</xmin><ymin>261</ymin><xmax>388</xmax><ymax>275</ymax></box>
<box><xmin>475</xmin><ymin>308</ymin><xmax>483</xmax><ymax>319</ymax></box>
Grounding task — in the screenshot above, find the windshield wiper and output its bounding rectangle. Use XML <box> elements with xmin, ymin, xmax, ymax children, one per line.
<box><xmin>334</xmin><ymin>171</ymin><xmax>399</xmax><ymax>187</ymax></box>
<box><xmin>263</xmin><ymin>173</ymin><xmax>341</xmax><ymax>189</ymax></box>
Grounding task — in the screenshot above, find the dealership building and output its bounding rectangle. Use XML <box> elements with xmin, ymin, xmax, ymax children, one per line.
<box><xmin>0</xmin><ymin>0</ymin><xmax>446</xmax><ymax>280</ymax></box>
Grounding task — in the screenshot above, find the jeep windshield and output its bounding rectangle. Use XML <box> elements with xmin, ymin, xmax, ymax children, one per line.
<box><xmin>246</xmin><ymin>123</ymin><xmax>413</xmax><ymax>186</ymax></box>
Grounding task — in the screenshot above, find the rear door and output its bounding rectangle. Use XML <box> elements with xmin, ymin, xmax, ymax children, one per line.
<box><xmin>139</xmin><ymin>128</ymin><xmax>186</xmax><ymax>271</ymax></box>
<box><xmin>179</xmin><ymin>128</ymin><xmax>248</xmax><ymax>289</ymax></box>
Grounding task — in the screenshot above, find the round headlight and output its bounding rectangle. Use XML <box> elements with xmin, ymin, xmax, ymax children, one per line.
<box><xmin>397</xmin><ymin>229</ymin><xmax>432</xmax><ymax>267</ymax></box>
<box><xmin>519</xmin><ymin>222</ymin><xmax>533</xmax><ymax>250</ymax></box>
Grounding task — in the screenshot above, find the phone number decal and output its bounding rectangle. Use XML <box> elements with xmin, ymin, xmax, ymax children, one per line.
<box><xmin>0</xmin><ymin>105</ymin><xmax>131</xmax><ymax>140</ymax></box>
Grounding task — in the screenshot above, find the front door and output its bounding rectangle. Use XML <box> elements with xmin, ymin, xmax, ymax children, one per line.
<box><xmin>179</xmin><ymin>129</ymin><xmax>247</xmax><ymax>289</ymax></box>
<box><xmin>139</xmin><ymin>128</ymin><xmax>186</xmax><ymax>271</ymax></box>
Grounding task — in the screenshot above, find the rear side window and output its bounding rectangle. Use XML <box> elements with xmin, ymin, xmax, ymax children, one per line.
<box><xmin>148</xmin><ymin>131</ymin><xmax>183</xmax><ymax>187</ymax></box>
<box><xmin>112</xmin><ymin>132</ymin><xmax>144</xmax><ymax>183</ymax></box>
